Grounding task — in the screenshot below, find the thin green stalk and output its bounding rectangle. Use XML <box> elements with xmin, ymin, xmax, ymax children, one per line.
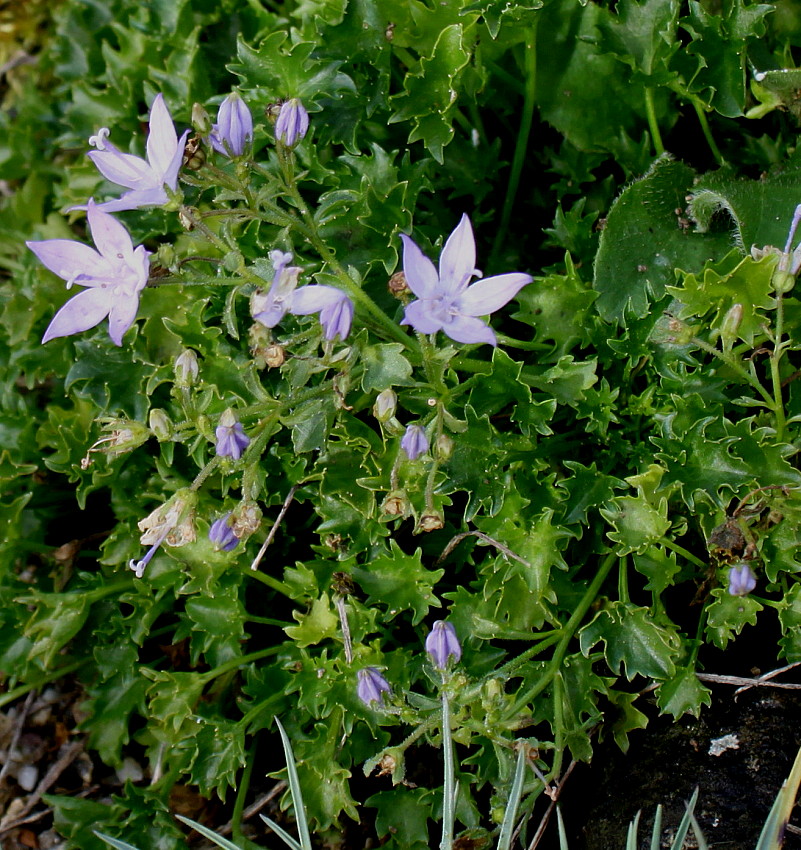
<box><xmin>691</xmin><ymin>335</ymin><xmax>775</xmax><ymax>408</ymax></box>
<box><xmin>660</xmin><ymin>537</ymin><xmax>707</xmax><ymax>570</ymax></box>
<box><xmin>769</xmin><ymin>296</ymin><xmax>787</xmax><ymax>442</ymax></box>
<box><xmin>618</xmin><ymin>555</ymin><xmax>629</xmax><ymax>604</ymax></box>
<box><xmin>491</xmin><ymin>23</ymin><xmax>538</xmax><ymax>266</ymax></box>
<box><xmin>241</xmin><ymin>566</ymin><xmax>295</xmax><ymax>598</ymax></box>
<box><xmin>690</xmin><ymin>99</ymin><xmax>724</xmax><ymax>166</ymax></box>
<box><xmin>0</xmin><ymin>661</ymin><xmax>84</xmax><ymax>709</ymax></box>
<box><xmin>644</xmin><ymin>88</ymin><xmax>664</xmax><ymax>156</ymax></box>
<box><xmin>510</xmin><ymin>552</ymin><xmax>617</xmax><ymax>714</ymax></box>
<box><xmin>231</xmin><ymin>743</ymin><xmax>256</xmax><ymax>845</ymax></box>
<box><xmin>440</xmin><ymin>691</ymin><xmax>456</xmax><ymax>850</ymax></box>
<box><xmin>200</xmin><ymin>645</ymin><xmax>283</xmax><ymax>685</ymax></box>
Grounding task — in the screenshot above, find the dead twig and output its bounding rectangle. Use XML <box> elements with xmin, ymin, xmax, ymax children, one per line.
<box><xmin>250</xmin><ymin>485</ymin><xmax>298</xmax><ymax>571</ymax></box>
<box><xmin>0</xmin><ymin>689</ymin><xmax>36</xmax><ymax>785</ymax></box>
<box><xmin>525</xmin><ymin>759</ymin><xmax>579</xmax><ymax>850</ymax></box>
<box><xmin>437</xmin><ymin>530</ymin><xmax>530</xmax><ymax>567</ymax></box>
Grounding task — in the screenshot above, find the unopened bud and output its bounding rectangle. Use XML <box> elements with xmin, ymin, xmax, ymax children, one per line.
<box><xmin>773</xmin><ymin>269</ymin><xmax>796</xmax><ymax>294</ymax></box>
<box><xmin>148</xmin><ymin>409</ymin><xmax>172</xmax><ymax>441</ymax></box>
<box><xmin>720</xmin><ymin>303</ymin><xmax>743</xmax><ymax>353</ymax></box>
<box><xmin>373</xmin><ymin>389</ymin><xmax>397</xmax><ymax>422</ymax></box>
<box><xmin>174</xmin><ymin>349</ymin><xmax>199</xmax><ymax>386</ymax></box>
<box><xmin>191</xmin><ymin>102</ymin><xmax>212</xmax><ymax>136</ymax></box>
<box><xmin>435</xmin><ymin>434</ymin><xmax>454</xmax><ymax>460</ymax></box>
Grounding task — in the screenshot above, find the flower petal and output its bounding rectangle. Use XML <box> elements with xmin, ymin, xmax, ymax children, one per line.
<box><xmin>161</xmin><ymin>129</ymin><xmax>189</xmax><ymax>191</ymax></box>
<box><xmin>88</xmin><ymin>150</ymin><xmax>156</xmax><ymax>190</ymax></box>
<box><xmin>26</xmin><ymin>239</ymin><xmax>110</xmax><ymax>282</ymax></box>
<box><xmin>91</xmin><ymin>187</ymin><xmax>170</xmax><ymax>213</ymax></box>
<box><xmin>438</xmin><ymin>214</ymin><xmax>476</xmax><ymax>296</ymax></box>
<box><xmin>401</xmin><ymin>298</ymin><xmax>444</xmax><ymax>335</ymax></box>
<box><xmin>457</xmin><ymin>272</ymin><xmax>533</xmax><ymax>316</ymax></box>
<box><xmin>86</xmin><ymin>200</ymin><xmax>135</xmax><ymax>265</ymax></box>
<box><xmin>42</xmin><ymin>287</ymin><xmax>112</xmax><ymax>343</ymax></box>
<box><xmin>441</xmin><ymin>313</ymin><xmax>496</xmax><ymax>346</ymax></box>
<box><xmin>290</xmin><ymin>284</ymin><xmax>342</xmax><ymax>315</ymax></box>
<box><xmin>106</xmin><ymin>290</ymin><xmax>141</xmax><ymax>346</ymax></box>
<box><xmin>146</xmin><ymin>94</ymin><xmax>179</xmax><ymax>177</ymax></box>
<box><xmin>401</xmin><ymin>234</ymin><xmax>439</xmax><ymax>299</ymax></box>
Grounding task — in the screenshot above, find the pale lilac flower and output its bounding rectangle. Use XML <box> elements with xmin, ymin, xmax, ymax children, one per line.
<box><xmin>401</xmin><ymin>424</ymin><xmax>428</xmax><ymax>460</ymax></box>
<box><xmin>77</xmin><ymin>94</ymin><xmax>189</xmax><ymax>212</ymax></box>
<box><xmin>425</xmin><ymin>621</ymin><xmax>461</xmax><ymax>669</ymax></box>
<box><xmin>401</xmin><ymin>214</ymin><xmax>533</xmax><ymax>346</ymax></box>
<box><xmin>292</xmin><ymin>286</ymin><xmax>353</xmax><ymax>341</ymax></box>
<box><xmin>275</xmin><ymin>98</ymin><xmax>309</xmax><ymax>147</ymax></box>
<box><xmin>251</xmin><ymin>250</ymin><xmax>354</xmax><ymax>340</ymax></box>
<box><xmin>209</xmin><ymin>513</ymin><xmax>239</xmax><ymax>551</ymax></box>
<box><xmin>357</xmin><ymin>667</ymin><xmax>391</xmax><ymax>707</ymax></box>
<box><xmin>208</xmin><ymin>92</ymin><xmax>253</xmax><ymax>158</ymax></box>
<box><xmin>728</xmin><ymin>563</ymin><xmax>757</xmax><ymax>596</ymax></box>
<box><xmin>27</xmin><ymin>199</ymin><xmax>150</xmax><ymax>346</ymax></box>
<box><xmin>215</xmin><ymin>409</ymin><xmax>250</xmax><ymax>460</ymax></box>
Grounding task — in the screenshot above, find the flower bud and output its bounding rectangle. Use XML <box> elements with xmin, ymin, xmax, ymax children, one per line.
<box><xmin>91</xmin><ymin>419</ymin><xmax>150</xmax><ymax>457</ymax></box>
<box><xmin>373</xmin><ymin>389</ymin><xmax>397</xmax><ymax>423</ymax></box>
<box><xmin>148</xmin><ymin>409</ymin><xmax>172</xmax><ymax>441</ymax></box>
<box><xmin>774</xmin><ymin>269</ymin><xmax>796</xmax><ymax>294</ymax></box>
<box><xmin>425</xmin><ymin>620</ymin><xmax>461</xmax><ymax>669</ymax></box>
<box><xmin>435</xmin><ymin>434</ymin><xmax>454</xmax><ymax>460</ymax></box>
<box><xmin>719</xmin><ymin>303</ymin><xmax>743</xmax><ymax>353</ymax></box>
<box><xmin>209</xmin><ymin>513</ymin><xmax>240</xmax><ymax>552</ymax></box>
<box><xmin>174</xmin><ymin>349</ymin><xmax>199</xmax><ymax>387</ymax></box>
<box><xmin>191</xmin><ymin>102</ymin><xmax>212</xmax><ymax>136</ymax></box>
<box><xmin>728</xmin><ymin>563</ymin><xmax>756</xmax><ymax>596</ymax></box>
<box><xmin>275</xmin><ymin>98</ymin><xmax>309</xmax><ymax>147</ymax></box>
<box><xmin>357</xmin><ymin>667</ymin><xmax>391</xmax><ymax>707</ymax></box>
<box><xmin>208</xmin><ymin>92</ymin><xmax>253</xmax><ymax>158</ymax></box>
<box><xmin>401</xmin><ymin>424</ymin><xmax>428</xmax><ymax>460</ymax></box>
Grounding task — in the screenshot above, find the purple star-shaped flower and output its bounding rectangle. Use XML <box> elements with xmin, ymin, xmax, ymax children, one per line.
<box><xmin>209</xmin><ymin>513</ymin><xmax>240</xmax><ymax>551</ymax></box>
<box><xmin>400</xmin><ymin>214</ymin><xmax>533</xmax><ymax>346</ymax></box>
<box><xmin>27</xmin><ymin>199</ymin><xmax>150</xmax><ymax>346</ymax></box>
<box><xmin>208</xmin><ymin>92</ymin><xmax>253</xmax><ymax>158</ymax></box>
<box><xmin>728</xmin><ymin>563</ymin><xmax>757</xmax><ymax>597</ymax></box>
<box><xmin>77</xmin><ymin>94</ymin><xmax>189</xmax><ymax>212</ymax></box>
<box><xmin>251</xmin><ymin>250</ymin><xmax>354</xmax><ymax>341</ymax></box>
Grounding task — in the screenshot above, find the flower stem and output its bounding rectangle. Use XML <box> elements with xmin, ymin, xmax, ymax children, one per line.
<box><xmin>644</xmin><ymin>88</ymin><xmax>664</xmax><ymax>156</ymax></box>
<box><xmin>439</xmin><ymin>690</ymin><xmax>456</xmax><ymax>850</ymax></box>
<box><xmin>690</xmin><ymin>99</ymin><xmax>724</xmax><ymax>166</ymax></box>
<box><xmin>491</xmin><ymin>22</ymin><xmax>538</xmax><ymax>267</ymax></box>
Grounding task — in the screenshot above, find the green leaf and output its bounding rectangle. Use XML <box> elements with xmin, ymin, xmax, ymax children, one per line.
<box><xmin>655</xmin><ymin>666</ymin><xmax>712</xmax><ymax>718</ymax></box>
<box><xmin>579</xmin><ymin>601</ymin><xmax>679</xmax><ymax>680</ymax></box>
<box><xmin>351</xmin><ymin>540</ymin><xmax>443</xmax><ymax>624</ymax></box>
<box><xmin>360</xmin><ymin>342</ymin><xmax>414</xmax><ymax>391</ymax></box>
<box><xmin>594</xmin><ymin>155</ymin><xmax>732</xmax><ymax>323</ymax></box>
<box><xmin>388</xmin><ymin>24</ymin><xmax>472</xmax><ymax>163</ymax></box>
<box><xmin>188</xmin><ymin>719</ymin><xmax>246</xmax><ymax>800</ymax></box>
<box><xmin>284</xmin><ymin>594</ymin><xmax>340</xmax><ymax>646</ymax></box>
<box><xmin>704</xmin><ymin>587</ymin><xmax>763</xmax><ymax>649</ymax></box>
<box><xmin>366</xmin><ymin>787</ymin><xmax>432</xmax><ymax>849</ymax></box>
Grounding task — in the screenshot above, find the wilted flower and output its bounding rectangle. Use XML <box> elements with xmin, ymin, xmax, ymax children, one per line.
<box><xmin>357</xmin><ymin>667</ymin><xmax>391</xmax><ymax>707</ymax></box>
<box><xmin>401</xmin><ymin>424</ymin><xmax>428</xmax><ymax>460</ymax></box>
<box><xmin>275</xmin><ymin>98</ymin><xmax>309</xmax><ymax>147</ymax></box>
<box><xmin>251</xmin><ymin>250</ymin><xmax>354</xmax><ymax>340</ymax></box>
<box><xmin>728</xmin><ymin>563</ymin><xmax>757</xmax><ymax>596</ymax></box>
<box><xmin>77</xmin><ymin>94</ymin><xmax>189</xmax><ymax>212</ymax></box>
<box><xmin>129</xmin><ymin>490</ymin><xmax>197</xmax><ymax>578</ymax></box>
<box><xmin>209</xmin><ymin>513</ymin><xmax>240</xmax><ymax>552</ymax></box>
<box><xmin>208</xmin><ymin>92</ymin><xmax>253</xmax><ymax>158</ymax></box>
<box><xmin>400</xmin><ymin>214</ymin><xmax>533</xmax><ymax>345</ymax></box>
<box><xmin>425</xmin><ymin>621</ymin><xmax>462</xmax><ymax>669</ymax></box>
<box><xmin>215</xmin><ymin>409</ymin><xmax>250</xmax><ymax>460</ymax></box>
<box><xmin>27</xmin><ymin>199</ymin><xmax>150</xmax><ymax>346</ymax></box>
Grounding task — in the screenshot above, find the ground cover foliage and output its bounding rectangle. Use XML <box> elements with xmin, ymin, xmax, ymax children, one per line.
<box><xmin>3</xmin><ymin>0</ymin><xmax>801</xmax><ymax>846</ymax></box>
